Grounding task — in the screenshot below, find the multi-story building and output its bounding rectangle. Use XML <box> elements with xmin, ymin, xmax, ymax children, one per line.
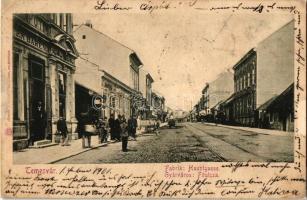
<box><xmin>151</xmin><ymin>91</ymin><xmax>165</xmax><ymax>121</ymax></box>
<box><xmin>232</xmin><ymin>49</ymin><xmax>257</xmax><ymax>126</ymax></box>
<box><xmin>232</xmin><ymin>20</ymin><xmax>294</xmax><ymax>128</ymax></box>
<box><xmin>139</xmin><ymin>69</ymin><xmax>154</xmax><ymax>119</ymax></box>
<box><xmin>201</xmin><ymin>70</ymin><xmax>234</xmax><ymax>121</ymax></box>
<box><xmin>13</xmin><ymin>14</ymin><xmax>78</xmax><ymax>150</ymax></box>
<box><xmin>74</xmin><ymin>22</ymin><xmax>143</xmax><ymax>120</ymax></box>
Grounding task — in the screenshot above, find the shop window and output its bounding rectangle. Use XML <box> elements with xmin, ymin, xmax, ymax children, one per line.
<box><xmin>13</xmin><ymin>53</ymin><xmax>19</xmax><ymax>120</ymax></box>
<box><xmin>58</xmin><ymin>72</ymin><xmax>66</xmax><ymax>118</ymax></box>
<box><xmin>31</xmin><ymin>61</ymin><xmax>44</xmax><ymax>81</ymax></box>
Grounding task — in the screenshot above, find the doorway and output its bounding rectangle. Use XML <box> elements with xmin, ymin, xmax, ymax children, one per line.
<box><xmin>29</xmin><ymin>58</ymin><xmax>46</xmax><ymax>142</ymax></box>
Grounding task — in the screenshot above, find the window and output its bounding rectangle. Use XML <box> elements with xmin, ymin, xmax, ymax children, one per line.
<box><xmin>247</xmin><ymin>73</ymin><xmax>250</xmax><ymax>87</ymax></box>
<box><xmin>130</xmin><ymin>68</ymin><xmax>139</xmax><ymax>90</ymax></box>
<box><xmin>244</xmin><ymin>74</ymin><xmax>247</xmax><ymax>88</ymax></box>
<box><xmin>13</xmin><ymin>53</ymin><xmax>19</xmax><ymax>120</ymax></box>
<box><xmin>252</xmin><ymin>69</ymin><xmax>255</xmax><ymax>84</ymax></box>
<box><xmin>58</xmin><ymin>72</ymin><xmax>66</xmax><ymax>118</ymax></box>
<box><xmin>82</xmin><ymin>35</ymin><xmax>86</xmax><ymax>39</ymax></box>
<box><xmin>63</xmin><ymin>14</ymin><xmax>67</xmax><ymax>29</ymax></box>
<box><xmin>56</xmin><ymin>14</ymin><xmax>61</xmax><ymax>26</ymax></box>
<box><xmin>110</xmin><ymin>96</ymin><xmax>116</xmax><ymax>108</ymax></box>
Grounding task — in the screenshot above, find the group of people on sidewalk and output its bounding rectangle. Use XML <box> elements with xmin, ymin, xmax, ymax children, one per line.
<box><xmin>108</xmin><ymin>114</ymin><xmax>138</xmax><ymax>152</ymax></box>
<box><xmin>56</xmin><ymin>111</ymin><xmax>139</xmax><ymax>152</ymax></box>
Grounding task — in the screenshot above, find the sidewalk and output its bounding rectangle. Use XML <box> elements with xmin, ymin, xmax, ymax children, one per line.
<box><xmin>13</xmin><ymin>135</ymin><xmax>114</xmax><ymax>164</ymax></box>
<box><xmin>14</xmin><ymin>123</ymin><xmax>169</xmax><ymax>164</ymax></box>
<box><xmin>201</xmin><ymin>122</ymin><xmax>293</xmax><ymax>136</ymax></box>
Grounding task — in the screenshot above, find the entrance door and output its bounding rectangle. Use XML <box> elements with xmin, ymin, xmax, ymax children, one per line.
<box><xmin>29</xmin><ymin>59</ymin><xmax>46</xmax><ymax>142</ymax></box>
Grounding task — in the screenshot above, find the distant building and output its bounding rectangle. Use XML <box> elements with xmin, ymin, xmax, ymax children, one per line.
<box><xmin>139</xmin><ymin>69</ymin><xmax>154</xmax><ymax>119</ymax></box>
<box><xmin>152</xmin><ymin>91</ymin><xmax>166</xmax><ymax>121</ymax></box>
<box><xmin>13</xmin><ymin>14</ymin><xmax>78</xmax><ymax>150</ymax></box>
<box><xmin>201</xmin><ymin>70</ymin><xmax>234</xmax><ymax>121</ymax></box>
<box><xmin>232</xmin><ymin>20</ymin><xmax>294</xmax><ymax>128</ymax></box>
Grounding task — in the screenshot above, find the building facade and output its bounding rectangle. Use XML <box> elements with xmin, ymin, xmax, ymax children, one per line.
<box><xmin>74</xmin><ymin>23</ymin><xmax>143</xmax><ymax>120</ymax></box>
<box><xmin>13</xmin><ymin>14</ymin><xmax>78</xmax><ymax>150</ymax></box>
<box><xmin>151</xmin><ymin>91</ymin><xmax>166</xmax><ymax>121</ymax></box>
<box><xmin>139</xmin><ymin>69</ymin><xmax>154</xmax><ymax>119</ymax></box>
<box><xmin>232</xmin><ymin>49</ymin><xmax>257</xmax><ymax>126</ymax></box>
<box><xmin>200</xmin><ymin>70</ymin><xmax>234</xmax><ymax>121</ymax></box>
<box><xmin>232</xmin><ymin>20</ymin><xmax>294</xmax><ymax>128</ymax></box>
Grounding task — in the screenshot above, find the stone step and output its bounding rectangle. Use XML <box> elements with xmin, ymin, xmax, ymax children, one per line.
<box><xmin>28</xmin><ymin>140</ymin><xmax>58</xmax><ymax>148</ymax></box>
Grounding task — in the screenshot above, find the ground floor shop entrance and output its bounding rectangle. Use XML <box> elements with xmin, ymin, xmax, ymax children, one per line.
<box><xmin>28</xmin><ymin>58</ymin><xmax>47</xmax><ymax>143</ymax></box>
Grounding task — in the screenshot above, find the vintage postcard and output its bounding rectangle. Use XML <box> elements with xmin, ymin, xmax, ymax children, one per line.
<box><xmin>1</xmin><ymin>0</ymin><xmax>306</xmax><ymax>199</ymax></box>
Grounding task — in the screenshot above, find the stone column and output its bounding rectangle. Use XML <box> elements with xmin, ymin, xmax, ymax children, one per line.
<box><xmin>49</xmin><ymin>60</ymin><xmax>59</xmax><ymax>143</ymax></box>
<box><xmin>69</xmin><ymin>71</ymin><xmax>78</xmax><ymax>140</ymax></box>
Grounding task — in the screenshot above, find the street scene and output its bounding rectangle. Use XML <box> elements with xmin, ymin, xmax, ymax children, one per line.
<box><xmin>12</xmin><ymin>13</ymin><xmax>294</xmax><ymax>164</ymax></box>
<box><xmin>54</xmin><ymin>123</ymin><xmax>293</xmax><ymax>164</ymax></box>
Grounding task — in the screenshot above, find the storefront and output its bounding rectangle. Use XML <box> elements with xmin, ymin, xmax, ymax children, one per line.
<box><xmin>13</xmin><ymin>14</ymin><xmax>78</xmax><ymax>150</ymax></box>
<box><xmin>101</xmin><ymin>71</ymin><xmax>133</xmax><ymax>120</ymax></box>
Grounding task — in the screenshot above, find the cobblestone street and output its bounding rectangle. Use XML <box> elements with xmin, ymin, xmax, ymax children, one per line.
<box><xmin>55</xmin><ymin>123</ymin><xmax>294</xmax><ymax>164</ymax></box>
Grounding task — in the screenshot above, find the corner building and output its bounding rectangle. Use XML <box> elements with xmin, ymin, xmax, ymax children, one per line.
<box><xmin>12</xmin><ymin>14</ymin><xmax>78</xmax><ymax>150</ymax></box>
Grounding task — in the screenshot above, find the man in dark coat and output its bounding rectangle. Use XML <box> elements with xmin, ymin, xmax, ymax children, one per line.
<box><xmin>121</xmin><ymin>119</ymin><xmax>129</xmax><ymax>152</ymax></box>
<box><xmin>30</xmin><ymin>101</ymin><xmax>46</xmax><ymax>146</ymax></box>
<box><xmin>114</xmin><ymin>115</ymin><xmax>122</xmax><ymax>141</ymax></box>
<box><xmin>108</xmin><ymin>114</ymin><xmax>116</xmax><ymax>140</ymax></box>
<box><xmin>128</xmin><ymin>115</ymin><xmax>138</xmax><ymax>140</ymax></box>
<box><xmin>57</xmin><ymin>117</ymin><xmax>69</xmax><ymax>146</ymax></box>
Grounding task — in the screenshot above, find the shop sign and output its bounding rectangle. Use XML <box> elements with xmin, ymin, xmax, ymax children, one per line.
<box><xmin>14</xmin><ymin>31</ymin><xmax>48</xmax><ymax>53</ymax></box>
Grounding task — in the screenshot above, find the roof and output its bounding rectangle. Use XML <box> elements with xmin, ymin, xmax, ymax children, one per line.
<box><xmin>257</xmin><ymin>95</ymin><xmax>278</xmax><ymax>111</ymax></box>
<box><xmin>257</xmin><ymin>83</ymin><xmax>294</xmax><ymax>111</ymax></box>
<box><xmin>232</xmin><ymin>48</ymin><xmax>256</xmax><ymax>70</ymax></box>
<box><xmin>220</xmin><ymin>93</ymin><xmax>235</xmax><ymax>107</ymax></box>
<box><xmin>73</xmin><ymin>24</ymin><xmax>142</xmax><ymax>87</ymax></box>
<box><xmin>146</xmin><ymin>73</ymin><xmax>154</xmax><ymax>82</ymax></box>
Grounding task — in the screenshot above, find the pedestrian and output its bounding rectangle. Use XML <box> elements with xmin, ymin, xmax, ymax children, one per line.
<box><xmin>78</xmin><ymin>112</ymin><xmax>92</xmax><ymax>148</ymax></box>
<box><xmin>57</xmin><ymin>116</ymin><xmax>69</xmax><ymax>146</ymax></box>
<box><xmin>108</xmin><ymin>114</ymin><xmax>116</xmax><ymax>140</ymax></box>
<box><xmin>114</xmin><ymin>114</ymin><xmax>122</xmax><ymax>141</ymax></box>
<box><xmin>30</xmin><ymin>101</ymin><xmax>46</xmax><ymax>146</ymax></box>
<box><xmin>96</xmin><ymin>118</ymin><xmax>104</xmax><ymax>144</ymax></box>
<box><xmin>154</xmin><ymin>119</ymin><xmax>160</xmax><ymax>135</ymax></box>
<box><xmin>128</xmin><ymin>115</ymin><xmax>138</xmax><ymax>140</ymax></box>
<box><xmin>121</xmin><ymin>118</ymin><xmax>129</xmax><ymax>152</ymax></box>
<box><xmin>103</xmin><ymin>117</ymin><xmax>109</xmax><ymax>142</ymax></box>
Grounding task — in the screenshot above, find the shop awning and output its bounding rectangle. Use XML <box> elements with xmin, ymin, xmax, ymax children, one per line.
<box><xmin>75</xmin><ymin>81</ymin><xmax>101</xmax><ymax>95</ymax></box>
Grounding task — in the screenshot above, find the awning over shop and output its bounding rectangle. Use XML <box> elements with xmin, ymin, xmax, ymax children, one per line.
<box><xmin>75</xmin><ymin>81</ymin><xmax>100</xmax><ymax>95</ymax></box>
<box><xmin>256</xmin><ymin>83</ymin><xmax>294</xmax><ymax>112</ymax></box>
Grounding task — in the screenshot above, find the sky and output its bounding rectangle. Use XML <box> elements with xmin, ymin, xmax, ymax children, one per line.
<box><xmin>74</xmin><ymin>12</ymin><xmax>292</xmax><ymax>111</ymax></box>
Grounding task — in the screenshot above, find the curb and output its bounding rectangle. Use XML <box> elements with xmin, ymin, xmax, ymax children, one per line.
<box><xmin>48</xmin><ymin>140</ymin><xmax>117</xmax><ymax>164</ymax></box>
<box><xmin>200</xmin><ymin>122</ymin><xmax>292</xmax><ymax>136</ymax></box>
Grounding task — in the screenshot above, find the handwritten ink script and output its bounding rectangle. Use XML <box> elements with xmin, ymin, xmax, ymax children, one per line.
<box><xmin>93</xmin><ymin>0</ymin><xmax>299</xmax><ymax>14</ymax></box>
<box><xmin>3</xmin><ymin>163</ymin><xmax>305</xmax><ymax>198</ymax></box>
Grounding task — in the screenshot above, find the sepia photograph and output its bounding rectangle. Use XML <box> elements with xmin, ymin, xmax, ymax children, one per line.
<box><xmin>2</xmin><ymin>0</ymin><xmax>306</xmax><ymax>199</ymax></box>
<box><xmin>12</xmin><ymin>12</ymin><xmax>295</xmax><ymax>164</ymax></box>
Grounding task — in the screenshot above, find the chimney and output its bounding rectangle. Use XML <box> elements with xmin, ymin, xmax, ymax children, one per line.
<box><xmin>85</xmin><ymin>20</ymin><xmax>93</xmax><ymax>28</ymax></box>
